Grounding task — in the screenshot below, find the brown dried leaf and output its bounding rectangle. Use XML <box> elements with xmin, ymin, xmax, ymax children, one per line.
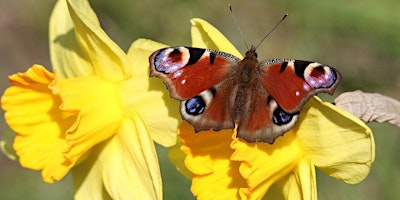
<box><xmin>334</xmin><ymin>90</ymin><xmax>400</xmax><ymax>127</ymax></box>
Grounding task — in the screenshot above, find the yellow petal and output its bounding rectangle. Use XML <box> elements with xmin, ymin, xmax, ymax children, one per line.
<box><xmin>73</xmin><ymin>144</ymin><xmax>112</xmax><ymax>200</ymax></box>
<box><xmin>51</xmin><ymin>75</ymin><xmax>123</xmax><ymax>164</ymax></box>
<box><xmin>74</xmin><ymin>114</ymin><xmax>163</xmax><ymax>199</ymax></box>
<box><xmin>168</xmin><ymin>138</ymin><xmax>193</xmax><ymax>179</ymax></box>
<box><xmin>190</xmin><ymin>18</ymin><xmax>242</xmax><ymax>58</ymax></box>
<box><xmin>179</xmin><ymin>122</ymin><xmax>246</xmax><ymax>199</ymax></box>
<box><xmin>231</xmin><ymin>130</ymin><xmax>302</xmax><ymax>200</ymax></box>
<box><xmin>66</xmin><ymin>0</ymin><xmax>130</xmax><ymax>81</ymax></box>
<box><xmin>126</xmin><ymin>39</ymin><xmax>181</xmax><ymax>147</ymax></box>
<box><xmin>265</xmin><ymin>160</ymin><xmax>317</xmax><ymax>200</ymax></box>
<box><xmin>297</xmin><ymin>97</ymin><xmax>375</xmax><ymax>184</ymax></box>
<box><xmin>102</xmin><ymin>114</ymin><xmax>162</xmax><ymax>200</ymax></box>
<box><xmin>1</xmin><ymin>65</ymin><xmax>76</xmax><ymax>183</ymax></box>
<box><xmin>292</xmin><ymin>160</ymin><xmax>317</xmax><ymax>200</ymax></box>
<box><xmin>49</xmin><ymin>0</ymin><xmax>93</xmax><ymax>77</ymax></box>
<box><xmin>128</xmin><ymin>39</ymin><xmax>167</xmax><ymax>78</ymax></box>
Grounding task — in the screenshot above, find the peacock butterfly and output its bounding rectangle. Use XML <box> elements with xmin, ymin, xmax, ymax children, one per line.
<box><xmin>149</xmin><ymin>45</ymin><xmax>341</xmax><ymax>143</ymax></box>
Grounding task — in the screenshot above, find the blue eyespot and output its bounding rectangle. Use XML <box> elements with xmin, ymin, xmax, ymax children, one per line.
<box><xmin>185</xmin><ymin>96</ymin><xmax>206</xmax><ymax>116</ymax></box>
<box><xmin>273</xmin><ymin>106</ymin><xmax>293</xmax><ymax>125</ymax></box>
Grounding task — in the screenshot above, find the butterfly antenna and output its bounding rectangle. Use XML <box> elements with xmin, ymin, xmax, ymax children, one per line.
<box><xmin>229</xmin><ymin>4</ymin><xmax>249</xmax><ymax>50</ymax></box>
<box><xmin>255</xmin><ymin>13</ymin><xmax>288</xmax><ymax>50</ymax></box>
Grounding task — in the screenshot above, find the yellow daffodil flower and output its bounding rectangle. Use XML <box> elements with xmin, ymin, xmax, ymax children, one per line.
<box><xmin>1</xmin><ymin>0</ymin><xmax>179</xmax><ymax>199</ymax></box>
<box><xmin>169</xmin><ymin>18</ymin><xmax>375</xmax><ymax>200</ymax></box>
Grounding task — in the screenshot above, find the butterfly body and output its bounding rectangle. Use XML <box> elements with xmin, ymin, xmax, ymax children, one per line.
<box><xmin>149</xmin><ymin>46</ymin><xmax>341</xmax><ymax>143</ymax></box>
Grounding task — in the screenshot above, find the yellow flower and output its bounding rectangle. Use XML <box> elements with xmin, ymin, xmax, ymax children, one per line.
<box><xmin>1</xmin><ymin>0</ymin><xmax>179</xmax><ymax>199</ymax></box>
<box><xmin>169</xmin><ymin>18</ymin><xmax>375</xmax><ymax>199</ymax></box>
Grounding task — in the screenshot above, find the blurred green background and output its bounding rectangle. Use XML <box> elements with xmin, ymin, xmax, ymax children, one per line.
<box><xmin>1</xmin><ymin>0</ymin><xmax>399</xmax><ymax>199</ymax></box>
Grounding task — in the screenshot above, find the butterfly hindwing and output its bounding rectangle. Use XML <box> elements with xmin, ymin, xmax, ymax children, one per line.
<box><xmin>234</xmin><ymin>81</ymin><xmax>300</xmax><ymax>143</ymax></box>
<box><xmin>180</xmin><ymin>79</ymin><xmax>236</xmax><ymax>132</ymax></box>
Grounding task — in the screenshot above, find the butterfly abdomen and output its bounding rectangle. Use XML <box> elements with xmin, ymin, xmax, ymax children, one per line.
<box><xmin>231</xmin><ymin>48</ymin><xmax>261</xmax><ymax>122</ymax></box>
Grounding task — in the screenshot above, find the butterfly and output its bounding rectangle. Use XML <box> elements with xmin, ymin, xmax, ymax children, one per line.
<box><xmin>149</xmin><ymin>45</ymin><xmax>341</xmax><ymax>143</ymax></box>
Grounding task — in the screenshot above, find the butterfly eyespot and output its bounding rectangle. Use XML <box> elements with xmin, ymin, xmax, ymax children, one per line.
<box><xmin>185</xmin><ymin>96</ymin><xmax>206</xmax><ymax>116</ymax></box>
<box><xmin>303</xmin><ymin>63</ymin><xmax>339</xmax><ymax>89</ymax></box>
<box><xmin>272</xmin><ymin>106</ymin><xmax>294</xmax><ymax>125</ymax></box>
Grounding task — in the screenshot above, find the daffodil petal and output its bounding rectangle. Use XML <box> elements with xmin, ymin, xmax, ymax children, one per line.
<box><xmin>51</xmin><ymin>75</ymin><xmax>123</xmax><ymax>165</ymax></box>
<box><xmin>179</xmin><ymin>122</ymin><xmax>246</xmax><ymax>199</ymax></box>
<box><xmin>49</xmin><ymin>0</ymin><xmax>93</xmax><ymax>78</ymax></box>
<box><xmin>126</xmin><ymin>39</ymin><xmax>180</xmax><ymax>147</ymax></box>
<box><xmin>191</xmin><ymin>18</ymin><xmax>242</xmax><ymax>58</ymax></box>
<box><xmin>231</xmin><ymin>130</ymin><xmax>302</xmax><ymax>200</ymax></box>
<box><xmin>73</xmin><ymin>144</ymin><xmax>112</xmax><ymax>200</ymax></box>
<box><xmin>292</xmin><ymin>160</ymin><xmax>317</xmax><ymax>200</ymax></box>
<box><xmin>265</xmin><ymin>160</ymin><xmax>317</xmax><ymax>200</ymax></box>
<box><xmin>1</xmin><ymin>65</ymin><xmax>76</xmax><ymax>183</ymax></box>
<box><xmin>128</xmin><ymin>39</ymin><xmax>167</xmax><ymax>78</ymax></box>
<box><xmin>66</xmin><ymin>0</ymin><xmax>130</xmax><ymax>81</ymax></box>
<box><xmin>297</xmin><ymin>97</ymin><xmax>375</xmax><ymax>184</ymax></box>
<box><xmin>280</xmin><ymin>175</ymin><xmax>302</xmax><ymax>200</ymax></box>
<box><xmin>168</xmin><ymin>138</ymin><xmax>193</xmax><ymax>179</ymax></box>
<box><xmin>102</xmin><ymin>114</ymin><xmax>162</xmax><ymax>200</ymax></box>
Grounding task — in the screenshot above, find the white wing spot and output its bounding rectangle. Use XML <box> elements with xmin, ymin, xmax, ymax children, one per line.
<box><xmin>173</xmin><ymin>70</ymin><xmax>183</xmax><ymax>78</ymax></box>
<box><xmin>303</xmin><ymin>83</ymin><xmax>311</xmax><ymax>91</ymax></box>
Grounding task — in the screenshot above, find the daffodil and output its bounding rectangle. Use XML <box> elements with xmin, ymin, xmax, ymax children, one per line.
<box><xmin>169</xmin><ymin>18</ymin><xmax>375</xmax><ymax>200</ymax></box>
<box><xmin>1</xmin><ymin>0</ymin><xmax>179</xmax><ymax>199</ymax></box>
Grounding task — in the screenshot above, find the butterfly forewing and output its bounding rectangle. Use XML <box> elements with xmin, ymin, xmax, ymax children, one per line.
<box><xmin>150</xmin><ymin>47</ymin><xmax>240</xmax><ymax>100</ymax></box>
<box><xmin>258</xmin><ymin>59</ymin><xmax>341</xmax><ymax>113</ymax></box>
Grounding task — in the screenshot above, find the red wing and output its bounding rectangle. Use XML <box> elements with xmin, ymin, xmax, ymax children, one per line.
<box><xmin>258</xmin><ymin>59</ymin><xmax>341</xmax><ymax>113</ymax></box>
<box><xmin>150</xmin><ymin>47</ymin><xmax>241</xmax><ymax>131</ymax></box>
<box><xmin>236</xmin><ymin>83</ymin><xmax>299</xmax><ymax>143</ymax></box>
<box><xmin>149</xmin><ymin>47</ymin><xmax>240</xmax><ymax>100</ymax></box>
<box><xmin>180</xmin><ymin>78</ymin><xmax>236</xmax><ymax>132</ymax></box>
